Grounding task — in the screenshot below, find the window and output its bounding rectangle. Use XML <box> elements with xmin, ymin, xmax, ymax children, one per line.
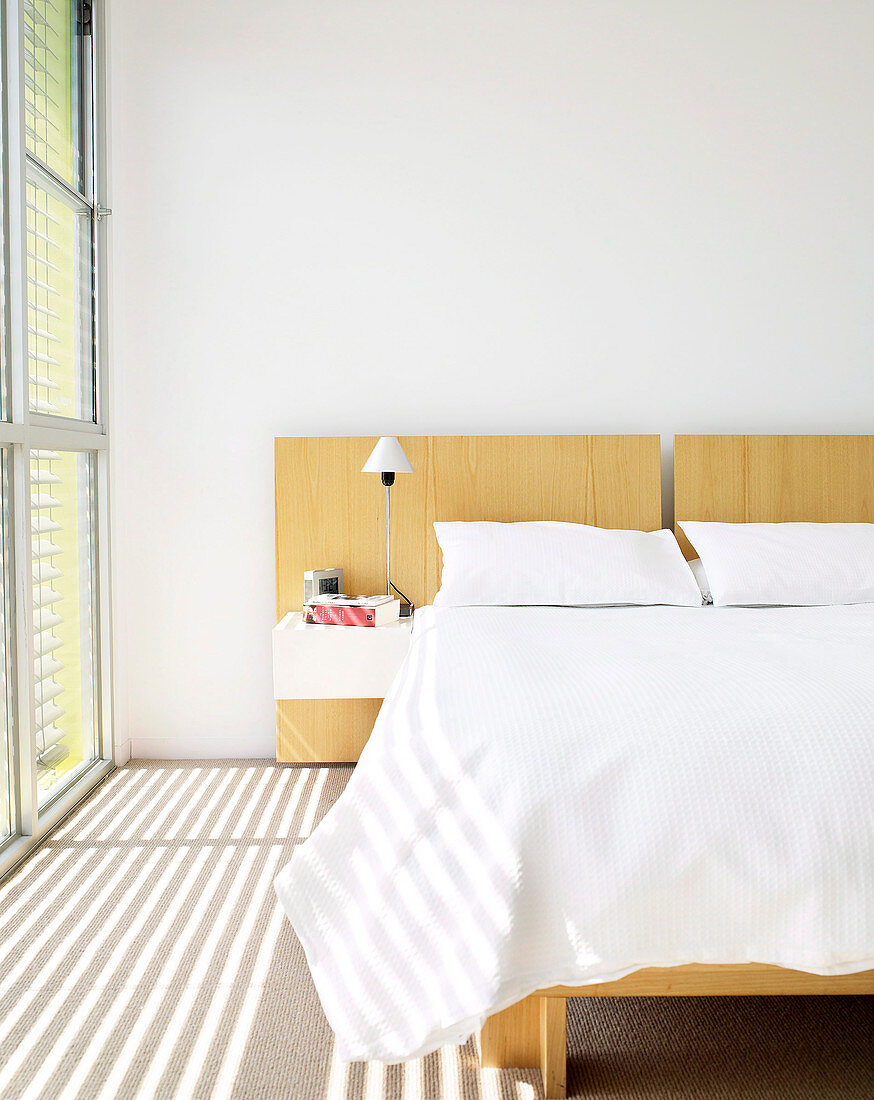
<box><xmin>1</xmin><ymin>0</ymin><xmax>111</xmax><ymax>878</ymax></box>
<box><xmin>31</xmin><ymin>449</ymin><xmax>98</xmax><ymax>802</ymax></box>
<box><xmin>24</xmin><ymin>0</ymin><xmax>85</xmax><ymax>190</ymax></box>
<box><xmin>27</xmin><ymin>178</ymin><xmax>94</xmax><ymax>419</ymax></box>
<box><xmin>1</xmin><ymin>452</ymin><xmax>11</xmax><ymax>845</ymax></box>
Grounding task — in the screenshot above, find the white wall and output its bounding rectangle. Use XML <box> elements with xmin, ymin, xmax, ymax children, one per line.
<box><xmin>109</xmin><ymin>1</ymin><xmax>874</xmax><ymax>758</ymax></box>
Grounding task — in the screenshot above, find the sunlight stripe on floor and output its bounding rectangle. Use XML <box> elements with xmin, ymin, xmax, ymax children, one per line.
<box><xmin>209</xmin><ymin>892</ymin><xmax>287</xmax><ymax>1098</ymax></box>
<box><xmin>323</xmin><ymin>1042</ymin><xmax>350</xmax><ymax>1100</ymax></box>
<box><xmin>0</xmin><ymin>846</ymin><xmax>94</xmax><ymax>962</ymax></box>
<box><xmin>126</xmin><ymin>845</ymin><xmax>266</xmax><ymax>1099</ymax></box>
<box><xmin>252</xmin><ymin>772</ymin><xmax>292</xmax><ymax>839</ymax></box>
<box><xmin>362</xmin><ymin>1056</ymin><xmax>386</xmax><ymax>1100</ymax></box>
<box><xmin>116</xmin><ymin>770</ymin><xmax>180</xmax><ymax>841</ymax></box>
<box><xmin>439</xmin><ymin>1040</ymin><xmax>464</xmax><ymax>1099</ymax></box>
<box><xmin>52</xmin><ymin>766</ymin><xmax>142</xmax><ymax>839</ymax></box>
<box><xmin>299</xmin><ymin>767</ymin><xmax>329</xmax><ymax>837</ymax></box>
<box><xmin>6</xmin><ymin>845</ymin><xmax>194</xmax><ymax>1097</ymax></box>
<box><xmin>276</xmin><ymin>766</ymin><xmax>311</xmax><ymax>836</ymax></box>
<box><xmin>171</xmin><ymin>847</ymin><xmax>286</xmax><ymax>1097</ymax></box>
<box><xmin>230</xmin><ymin>766</ymin><xmax>275</xmax><ymax>839</ymax></box>
<box><xmin>0</xmin><ymin>847</ymin><xmax>116</xmax><ymax>991</ymax></box>
<box><xmin>0</xmin><ymin>846</ymin><xmax>145</xmax><ymax>1042</ymax></box>
<box><xmin>0</xmin><ymin>846</ymin><xmax>72</xmax><ymax>936</ymax></box>
<box><xmin>0</xmin><ymin>846</ymin><xmax>164</xmax><ymax>1062</ymax></box>
<box><xmin>253</xmin><ymin>765</ymin><xmax>292</xmax><ymax>838</ymax></box>
<box><xmin>19</xmin><ymin>845</ymin><xmax>209</xmax><ymax>1100</ymax></box>
<box><xmin>157</xmin><ymin>766</ymin><xmax>222</xmax><ymax>840</ymax></box>
<box><xmin>401</xmin><ymin>1051</ymin><xmax>424</xmax><ymax>1100</ymax></box>
<box><xmin>171</xmin><ymin>765</ymin><xmax>238</xmax><ymax>839</ymax></box>
<box><xmin>97</xmin><ymin>844</ymin><xmax>249</xmax><ymax>1100</ymax></box>
<box><xmin>139</xmin><ymin>766</ymin><xmax>203</xmax><ymax>840</ymax></box>
<box><xmin>207</xmin><ymin>766</ymin><xmax>257</xmax><ymax>838</ymax></box>
<box><xmin>75</xmin><ymin>767</ymin><xmax>163</xmax><ymax>840</ymax></box>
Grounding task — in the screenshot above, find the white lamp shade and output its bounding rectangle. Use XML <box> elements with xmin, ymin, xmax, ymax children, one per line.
<box><xmin>362</xmin><ymin>436</ymin><xmax>414</xmax><ymax>474</ymax></box>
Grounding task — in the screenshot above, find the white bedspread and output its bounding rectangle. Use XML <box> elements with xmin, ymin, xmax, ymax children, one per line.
<box><xmin>274</xmin><ymin>604</ymin><xmax>874</xmax><ymax>1062</ymax></box>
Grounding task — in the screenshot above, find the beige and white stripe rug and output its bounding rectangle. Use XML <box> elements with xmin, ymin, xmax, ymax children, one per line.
<box><xmin>0</xmin><ymin>761</ymin><xmax>871</xmax><ymax>1099</ymax></box>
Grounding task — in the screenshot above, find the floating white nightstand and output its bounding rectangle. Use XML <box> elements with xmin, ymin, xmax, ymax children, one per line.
<box><xmin>272</xmin><ymin>612</ymin><xmax>414</xmax><ymax>700</ymax></box>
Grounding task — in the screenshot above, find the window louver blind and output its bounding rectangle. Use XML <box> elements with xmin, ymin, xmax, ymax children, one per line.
<box><xmin>31</xmin><ymin>451</ymin><xmax>68</xmax><ymax>772</ymax></box>
<box><xmin>26</xmin><ymin>182</ymin><xmax>91</xmax><ymax>421</ymax></box>
<box><xmin>30</xmin><ymin>449</ymin><xmax>96</xmax><ymax>797</ymax></box>
<box><xmin>25</xmin><ymin>0</ymin><xmax>91</xmax><ymax>421</ymax></box>
<box><xmin>27</xmin><ymin>182</ymin><xmax>64</xmax><ymax>415</ymax></box>
<box><xmin>0</xmin><ymin>452</ymin><xmax>10</xmax><ymax>845</ymax></box>
<box><xmin>24</xmin><ymin>0</ymin><xmax>81</xmax><ymax>185</ymax></box>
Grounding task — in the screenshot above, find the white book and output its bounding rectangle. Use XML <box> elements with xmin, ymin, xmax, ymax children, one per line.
<box><xmin>310</xmin><ymin>594</ymin><xmax>394</xmax><ymax>607</ymax></box>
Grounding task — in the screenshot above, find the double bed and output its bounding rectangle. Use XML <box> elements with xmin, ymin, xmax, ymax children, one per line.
<box><xmin>273</xmin><ymin>433</ymin><xmax>874</xmax><ymax>1098</ymax></box>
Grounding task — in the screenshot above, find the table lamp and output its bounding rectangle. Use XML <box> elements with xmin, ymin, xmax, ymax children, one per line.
<box><xmin>362</xmin><ymin>437</ymin><xmax>414</xmax><ymax>611</ymax></box>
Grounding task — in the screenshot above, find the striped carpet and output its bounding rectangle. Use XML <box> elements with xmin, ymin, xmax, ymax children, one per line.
<box><xmin>0</xmin><ymin>762</ymin><xmax>870</xmax><ymax>1100</ymax></box>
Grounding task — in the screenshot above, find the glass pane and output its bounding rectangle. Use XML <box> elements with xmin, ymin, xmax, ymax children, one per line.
<box><xmin>0</xmin><ymin>452</ymin><xmax>11</xmax><ymax>844</ymax></box>
<box><xmin>0</xmin><ymin>17</ymin><xmax>6</xmax><ymax>423</ymax></box>
<box><xmin>24</xmin><ymin>0</ymin><xmax>83</xmax><ymax>191</ymax></box>
<box><xmin>31</xmin><ymin>450</ymin><xmax>97</xmax><ymax>806</ymax></box>
<box><xmin>26</xmin><ymin>175</ymin><xmax>93</xmax><ymax>420</ymax></box>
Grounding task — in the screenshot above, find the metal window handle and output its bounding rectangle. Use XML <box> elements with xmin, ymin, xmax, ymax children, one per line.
<box><xmin>96</xmin><ymin>205</ymin><xmax>112</xmax><ymax>220</ymax></box>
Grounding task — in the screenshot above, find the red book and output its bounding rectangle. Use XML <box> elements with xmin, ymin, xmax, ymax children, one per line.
<box><xmin>303</xmin><ymin>598</ymin><xmax>400</xmax><ymax>627</ymax></box>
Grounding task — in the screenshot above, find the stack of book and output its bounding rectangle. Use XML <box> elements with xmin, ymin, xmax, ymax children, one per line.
<box><xmin>303</xmin><ymin>594</ymin><xmax>400</xmax><ymax>627</ymax></box>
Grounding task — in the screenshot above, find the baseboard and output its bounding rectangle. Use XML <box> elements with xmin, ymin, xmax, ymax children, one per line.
<box><xmin>114</xmin><ymin>739</ymin><xmax>132</xmax><ymax>766</ymax></box>
<box><xmin>129</xmin><ymin>732</ymin><xmax>276</xmax><ymax>760</ymax></box>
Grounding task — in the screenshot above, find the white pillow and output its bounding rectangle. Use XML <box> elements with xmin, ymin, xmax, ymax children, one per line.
<box><xmin>689</xmin><ymin>558</ymin><xmax>712</xmax><ymax>604</ymax></box>
<box><xmin>433</xmin><ymin>521</ymin><xmax>703</xmax><ymax>607</ymax></box>
<box><xmin>678</xmin><ymin>521</ymin><xmax>874</xmax><ymax>606</ymax></box>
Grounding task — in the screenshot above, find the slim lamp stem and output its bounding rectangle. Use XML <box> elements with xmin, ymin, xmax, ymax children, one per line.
<box><xmin>385</xmin><ymin>481</ymin><xmax>391</xmax><ymax>597</ymax></box>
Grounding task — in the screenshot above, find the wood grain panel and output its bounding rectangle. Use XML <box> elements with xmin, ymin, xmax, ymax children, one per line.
<box><xmin>479</xmin><ymin>995</ymin><xmax>568</xmax><ymax>1099</ymax></box>
<box><xmin>540</xmin><ymin>996</ymin><xmax>567</xmax><ymax>1099</ymax></box>
<box><xmin>275</xmin><ymin>435</ymin><xmax>660</xmax><ymax>761</ymax></box>
<box><xmin>537</xmin><ymin>963</ymin><xmax>874</xmax><ymax>997</ymax></box>
<box><xmin>275</xmin><ymin>699</ymin><xmax>381</xmax><ymax>764</ymax></box>
<box><xmin>479</xmin><ymin>995</ymin><xmax>541</xmax><ymax>1068</ymax></box>
<box><xmin>674</xmin><ymin>434</ymin><xmax>874</xmax><ymax>558</ymax></box>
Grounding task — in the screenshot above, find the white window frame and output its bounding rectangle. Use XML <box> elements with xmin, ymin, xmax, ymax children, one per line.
<box><xmin>0</xmin><ymin>0</ymin><xmax>113</xmax><ymax>880</ymax></box>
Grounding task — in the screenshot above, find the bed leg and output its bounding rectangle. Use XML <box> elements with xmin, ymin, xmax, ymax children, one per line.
<box><xmin>540</xmin><ymin>996</ymin><xmax>567</xmax><ymax>1098</ymax></box>
<box><xmin>479</xmin><ymin>995</ymin><xmax>567</xmax><ymax>1099</ymax></box>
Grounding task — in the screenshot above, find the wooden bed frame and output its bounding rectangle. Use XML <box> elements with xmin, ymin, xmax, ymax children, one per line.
<box><xmin>481</xmin><ymin>433</ymin><xmax>874</xmax><ymax>1097</ymax></box>
<box><xmin>275</xmin><ymin>433</ymin><xmax>874</xmax><ymax>1097</ymax></box>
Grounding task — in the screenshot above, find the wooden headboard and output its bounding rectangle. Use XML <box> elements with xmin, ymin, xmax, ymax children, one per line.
<box><xmin>674</xmin><ymin>435</ymin><xmax>874</xmax><ymax>559</ymax></box>
<box><xmin>276</xmin><ymin>434</ymin><xmax>661</xmax><ymax>615</ymax></box>
<box><xmin>275</xmin><ymin>434</ymin><xmax>661</xmax><ymax>761</ymax></box>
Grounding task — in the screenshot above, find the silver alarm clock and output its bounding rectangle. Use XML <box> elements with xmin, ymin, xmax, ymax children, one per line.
<box><xmin>303</xmin><ymin>568</ymin><xmax>344</xmax><ymax>604</ymax></box>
